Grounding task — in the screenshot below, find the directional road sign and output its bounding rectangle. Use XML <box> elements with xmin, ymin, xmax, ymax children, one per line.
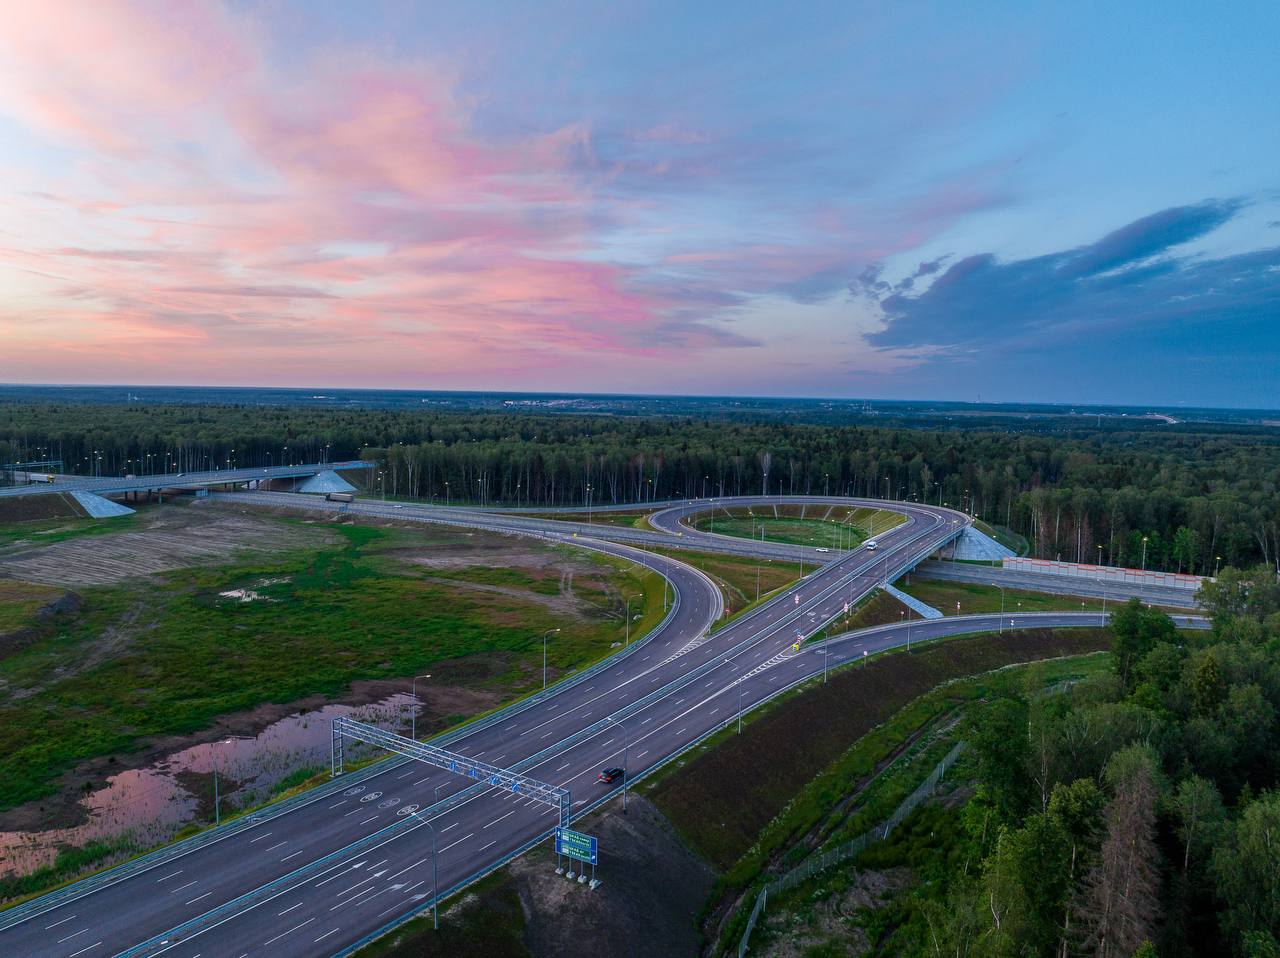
<box><xmin>555</xmin><ymin>827</ymin><xmax>598</xmax><ymax>865</ymax></box>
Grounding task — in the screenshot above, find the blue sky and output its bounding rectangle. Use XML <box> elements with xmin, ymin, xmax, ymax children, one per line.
<box><xmin>1</xmin><ymin>1</ymin><xmax>1276</xmax><ymax>405</ymax></box>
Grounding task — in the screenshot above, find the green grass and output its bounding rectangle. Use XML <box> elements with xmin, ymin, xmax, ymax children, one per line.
<box><xmin>0</xmin><ymin>580</ymin><xmax>66</xmax><ymax>634</ymax></box>
<box><xmin>690</xmin><ymin>504</ymin><xmax>904</xmax><ymax>550</ymax></box>
<box><xmin>0</xmin><ymin>520</ymin><xmax>660</xmax><ymax>812</ymax></box>
<box><xmin>0</xmin><ymin>514</ymin><xmax>138</xmax><ymax>547</ymax></box>
<box><xmin>649</xmin><ymin>547</ymin><xmax>802</xmax><ymax>624</ymax></box>
<box><xmin>899</xmin><ymin>577</ymin><xmax>1108</xmax><ymax>615</ymax></box>
<box><xmin>974</xmin><ymin>518</ymin><xmax>1029</xmax><ymax>556</ymax></box>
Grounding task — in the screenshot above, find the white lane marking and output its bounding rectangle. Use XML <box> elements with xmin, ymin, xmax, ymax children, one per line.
<box><xmin>555</xmin><ymin>762</ymin><xmax>571</xmax><ymax>772</ymax></box>
<box><xmin>541</xmin><ymin>731</ymin><xmax>554</xmax><ymax>738</ymax></box>
<box><xmin>44</xmin><ymin>914</ymin><xmax>76</xmax><ymax>928</ymax></box>
<box><xmin>387</xmin><ymin>856</ymin><xmax>431</xmax><ymax>882</ymax></box>
<box><xmin>265</xmin><ymin>841</ymin><xmax>287</xmax><ymax>852</ymax></box>
<box><xmin>441</xmin><ymin>821</ymin><xmax>459</xmax><ymax>832</ymax></box>
<box><xmin>67</xmin><ymin>942</ymin><xmax>102</xmax><ymax>957</ymax></box>
<box><xmin>398</xmin><ymin>770</ymin><xmax>416</xmax><ymax>779</ymax></box>
<box><xmin>263</xmin><ymin>917</ymin><xmax>315</xmax><ymax>946</ymax></box>
<box><xmin>279</xmin><ymin>902</ymin><xmax>305</xmax><ymax>916</ymax></box>
<box><xmin>328</xmin><ymin>800</ymin><xmax>346</xmax><ymax>809</ymax></box>
<box><xmin>359</xmin><ymin>815</ymin><xmax>379</xmax><ymax>825</ymax></box>
<box><xmin>315</xmin><ymin>928</ymin><xmax>341</xmax><ymax>943</ymax></box>
<box><xmin>248</xmin><ymin>832</ymin><xmax>273</xmax><ymax>843</ymax></box>
<box><xmin>155</xmin><ymin>870</ymin><xmax>183</xmax><ymax>883</ymax></box>
<box><xmin>484</xmin><ymin>809</ymin><xmax>519</xmax><ymax>829</ymax></box>
<box><xmin>440</xmin><ymin>832</ymin><xmax>474</xmax><ymax>853</ymax></box>
<box><xmin>186</xmin><ymin>892</ymin><xmax>213</xmax><ymax>905</ymax></box>
<box><xmin>170</xmin><ymin>879</ymin><xmax>199</xmax><ymax>894</ymax></box>
<box><xmin>281</xmin><ymin>850</ymin><xmax>307</xmax><ymax>862</ymax></box>
<box><xmin>479</xmin><ymin>840</ymin><xmax>496</xmax><ymax>851</ymax></box>
<box><xmin>57</xmin><ymin>928</ymin><xmax>88</xmax><ymax>943</ymax></box>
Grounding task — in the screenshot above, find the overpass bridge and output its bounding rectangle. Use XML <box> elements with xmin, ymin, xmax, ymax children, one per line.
<box><xmin>0</xmin><ymin>460</ymin><xmax>372</xmax><ymax>501</ymax></box>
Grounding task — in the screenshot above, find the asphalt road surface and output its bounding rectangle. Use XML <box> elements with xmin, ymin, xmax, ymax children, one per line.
<box><xmin>0</xmin><ymin>463</ymin><xmax>370</xmax><ymax>499</ymax></box>
<box><xmin>0</xmin><ymin>494</ymin><xmax>1140</xmax><ymax>958</ymax></box>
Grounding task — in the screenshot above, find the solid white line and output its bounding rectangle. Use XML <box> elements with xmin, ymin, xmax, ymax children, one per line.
<box><xmin>484</xmin><ymin>809</ymin><xmax>519</xmax><ymax>829</ymax></box>
<box><xmin>440</xmin><ymin>832</ymin><xmax>474</xmax><ymax>853</ymax></box>
<box><xmin>263</xmin><ymin>917</ymin><xmax>315</xmax><ymax>946</ymax></box>
<box><xmin>315</xmin><ymin>927</ymin><xmax>341</xmax><ymax>942</ymax></box>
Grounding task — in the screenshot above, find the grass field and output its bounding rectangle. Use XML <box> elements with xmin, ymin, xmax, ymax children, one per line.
<box><xmin>0</xmin><ymin>514</ymin><xmax>138</xmax><ymax>548</ymax></box>
<box><xmin>691</xmin><ymin>504</ymin><xmax>903</xmax><ymax>550</ymax></box>
<box><xmin>648</xmin><ymin>547</ymin><xmax>802</xmax><ymax>622</ymax></box>
<box><xmin>899</xmin><ymin>576</ymin><xmax>1108</xmax><ymax>615</ymax></box>
<box><xmin>0</xmin><ymin>511</ymin><xmax>662</xmax><ymax>814</ymax></box>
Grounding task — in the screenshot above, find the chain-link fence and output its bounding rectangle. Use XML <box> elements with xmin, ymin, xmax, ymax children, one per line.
<box><xmin>737</xmin><ymin>742</ymin><xmax>966</xmax><ymax>957</ymax></box>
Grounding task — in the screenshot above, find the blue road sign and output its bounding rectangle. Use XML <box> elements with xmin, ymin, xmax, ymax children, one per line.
<box><xmin>555</xmin><ymin>827</ymin><xmax>598</xmax><ymax>865</ymax></box>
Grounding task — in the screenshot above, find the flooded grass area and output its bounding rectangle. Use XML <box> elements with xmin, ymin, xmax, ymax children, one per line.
<box><xmin>0</xmin><ymin>502</ymin><xmax>661</xmax><ymax>884</ymax></box>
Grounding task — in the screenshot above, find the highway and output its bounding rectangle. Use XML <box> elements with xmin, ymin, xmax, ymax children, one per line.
<box><xmin>0</xmin><ymin>493</ymin><xmax>1147</xmax><ymax>958</ymax></box>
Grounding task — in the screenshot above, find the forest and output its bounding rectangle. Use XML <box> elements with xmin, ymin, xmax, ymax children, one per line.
<box><xmin>869</xmin><ymin>571</ymin><xmax>1280</xmax><ymax>957</ymax></box>
<box><xmin>2</xmin><ymin>399</ymin><xmax>1278</xmax><ymax>574</ymax></box>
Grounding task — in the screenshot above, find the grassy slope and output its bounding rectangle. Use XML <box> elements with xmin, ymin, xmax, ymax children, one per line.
<box><xmin>647</xmin><ymin>629</ymin><xmax>1112</xmax><ymax>875</ymax></box>
<box><xmin>0</xmin><ymin>521</ymin><xmax>660</xmax><ymax>811</ymax></box>
<box><xmin>648</xmin><ymin>547</ymin><xmax>802</xmax><ymax>622</ymax></box>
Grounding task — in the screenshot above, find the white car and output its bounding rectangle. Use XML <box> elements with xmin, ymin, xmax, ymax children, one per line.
<box><xmin>816</xmin><ymin>547</ymin><xmax>830</xmax><ymax>553</ymax></box>
<box><xmin>866</xmin><ymin>539</ymin><xmax>878</xmax><ymax>551</ymax></box>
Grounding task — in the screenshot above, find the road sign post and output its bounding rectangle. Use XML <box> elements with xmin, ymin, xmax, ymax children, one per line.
<box><xmin>555</xmin><ymin>827</ymin><xmax>600</xmax><ymax>887</ymax></box>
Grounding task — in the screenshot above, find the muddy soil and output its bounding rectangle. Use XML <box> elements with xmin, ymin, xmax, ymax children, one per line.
<box><xmin>0</xmin><ymin>673</ymin><xmax>502</xmax><ymax>834</ymax></box>
<box><xmin>0</xmin><ymin>502</ymin><xmax>335</xmax><ymax>586</ymax></box>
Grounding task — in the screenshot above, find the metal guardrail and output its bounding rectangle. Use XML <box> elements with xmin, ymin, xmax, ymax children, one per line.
<box><xmin>738</xmin><ymin>743</ymin><xmax>967</xmax><ymax>957</ymax></box>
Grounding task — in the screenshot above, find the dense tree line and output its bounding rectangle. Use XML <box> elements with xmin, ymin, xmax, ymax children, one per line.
<box><xmin>906</xmin><ymin>571</ymin><xmax>1280</xmax><ymax>957</ymax></box>
<box><xmin>2</xmin><ymin>401</ymin><xmax>1278</xmax><ymax>573</ymax></box>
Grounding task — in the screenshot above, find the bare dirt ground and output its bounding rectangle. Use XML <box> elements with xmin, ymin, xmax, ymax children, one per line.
<box><xmin>0</xmin><ymin>502</ymin><xmax>335</xmax><ymax>586</ymax></box>
<box><xmin>510</xmin><ymin>796</ymin><xmax>715</xmax><ymax>958</ymax></box>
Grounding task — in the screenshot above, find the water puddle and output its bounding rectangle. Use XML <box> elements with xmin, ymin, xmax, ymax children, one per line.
<box><xmin>0</xmin><ymin>693</ymin><xmax>412</xmax><ymax>877</ymax></box>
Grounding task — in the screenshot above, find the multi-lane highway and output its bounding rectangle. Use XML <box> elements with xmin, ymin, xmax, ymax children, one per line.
<box><xmin>0</xmin><ymin>493</ymin><xmax>1137</xmax><ymax>958</ymax></box>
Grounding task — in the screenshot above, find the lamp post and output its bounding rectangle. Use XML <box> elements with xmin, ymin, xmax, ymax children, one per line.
<box><xmin>542</xmin><ymin>629</ymin><xmax>559</xmax><ymax>689</ymax></box>
<box><xmin>995</xmin><ymin>584</ymin><xmax>1006</xmax><ymax>634</ymax></box>
<box><xmin>212</xmin><ymin>739</ymin><xmax>233</xmax><ymax>826</ymax></box>
<box><xmin>624</xmin><ymin>594</ymin><xmax>641</xmax><ymax>647</ymax></box>
<box><xmin>406</xmin><ymin>810</ymin><xmax>439</xmax><ymax>930</ymax></box>
<box><xmin>410</xmin><ymin>674</ymin><xmax>431</xmax><ymax>740</ymax></box>
<box><xmin>1141</xmin><ymin>536</ymin><xmax>1149</xmax><ymax>571</ymax></box>
<box><xmin>1215</xmin><ymin>555</ymin><xmax>1222</xmax><ymax>577</ymax></box>
<box><xmin>605</xmin><ymin>717</ymin><xmax>629</xmax><ymax>812</ymax></box>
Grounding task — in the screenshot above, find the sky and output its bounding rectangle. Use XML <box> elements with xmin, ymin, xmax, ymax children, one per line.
<box><xmin>0</xmin><ymin>1</ymin><xmax>1277</xmax><ymax>407</ymax></box>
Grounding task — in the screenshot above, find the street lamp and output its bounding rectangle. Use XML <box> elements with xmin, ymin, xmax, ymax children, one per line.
<box><xmin>406</xmin><ymin>810</ymin><xmax>439</xmax><ymax>930</ymax></box>
<box><xmin>542</xmin><ymin>629</ymin><xmax>560</xmax><ymax>689</ymax></box>
<box><xmin>411</xmin><ymin>674</ymin><xmax>431</xmax><ymax>740</ymax></box>
<box><xmin>994</xmin><ymin>584</ymin><xmax>1006</xmax><ymax>634</ymax></box>
<box><xmin>212</xmin><ymin>739</ymin><xmax>233</xmax><ymax>826</ymax></box>
<box><xmin>1215</xmin><ymin>555</ymin><xmax>1222</xmax><ymax>577</ymax></box>
<box><xmin>1141</xmin><ymin>536</ymin><xmax>1149</xmax><ymax>571</ymax></box>
<box><xmin>624</xmin><ymin>594</ymin><xmax>642</xmax><ymax>647</ymax></box>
